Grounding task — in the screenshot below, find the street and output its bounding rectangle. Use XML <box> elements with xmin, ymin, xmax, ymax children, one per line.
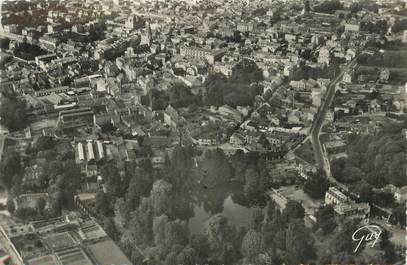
<box><xmin>310</xmin><ymin>54</ymin><xmax>361</xmax><ymax>181</ymax></box>
<box><xmin>0</xmin><ymin>218</ymin><xmax>23</xmax><ymax>265</ymax></box>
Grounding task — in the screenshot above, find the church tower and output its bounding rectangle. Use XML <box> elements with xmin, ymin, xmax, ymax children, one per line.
<box><xmin>141</xmin><ymin>22</ymin><xmax>152</xmax><ymax>46</ymax></box>
<box><xmin>147</xmin><ymin>22</ymin><xmax>152</xmax><ymax>46</ymax></box>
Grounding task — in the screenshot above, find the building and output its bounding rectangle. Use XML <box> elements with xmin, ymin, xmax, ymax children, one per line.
<box><xmin>163</xmin><ymin>105</ymin><xmax>180</xmax><ymax>129</ymax></box>
<box><xmin>344</xmin><ymin>22</ymin><xmax>360</xmax><ymax>32</ymax></box>
<box><xmin>124</xmin><ymin>15</ymin><xmax>144</xmax><ymax>30</ymax></box>
<box><xmin>402</xmin><ymin>30</ymin><xmax>407</xmax><ymax>43</ymax></box>
<box><xmin>343</xmin><ymin>71</ymin><xmax>353</xmax><ymax>83</ymax></box>
<box><xmin>22</xmin><ymin>165</ymin><xmax>44</xmax><ymax>188</ymax></box>
<box><xmin>318</xmin><ymin>47</ymin><xmax>331</xmax><ymax>65</ymax></box>
<box><xmin>334</xmin><ymin>202</ymin><xmax>370</xmax><ymax>219</ymax></box>
<box><xmin>57</xmin><ymin>108</ymin><xmax>94</xmax><ymax>128</ymax></box>
<box><xmin>379</xmin><ymin>69</ymin><xmax>390</xmax><ymax>83</ymax></box>
<box><xmin>394</xmin><ymin>186</ymin><xmax>407</xmax><ymax>203</ymax></box>
<box><xmin>3</xmin><ymin>212</ymin><xmax>131</xmax><ymax>265</ymax></box>
<box><xmin>78</xmin><ymin>142</ymin><xmax>85</xmax><ymax>162</ymax></box>
<box><xmin>179</xmin><ymin>47</ymin><xmax>225</xmax><ymax>64</ymax></box>
<box><xmin>76</xmin><ymin>140</ymin><xmax>106</xmax><ymax>163</ymax></box>
<box><xmin>325</xmin><ymin>187</ymin><xmax>350</xmax><ymax>205</ymax></box>
<box><xmin>237</xmin><ymin>22</ymin><xmax>254</xmax><ymax>32</ymax></box>
<box><xmin>325</xmin><ymin>187</ymin><xmax>370</xmax><ymax>219</ymax></box>
<box><xmin>324</xmin><ymin>140</ymin><xmax>347</xmax><ymax>154</ymax></box>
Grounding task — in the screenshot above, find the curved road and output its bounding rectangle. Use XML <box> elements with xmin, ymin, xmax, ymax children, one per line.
<box><xmin>310</xmin><ymin>54</ymin><xmax>361</xmax><ymax>181</ymax></box>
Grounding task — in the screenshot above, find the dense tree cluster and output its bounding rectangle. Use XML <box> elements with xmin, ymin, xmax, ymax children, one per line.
<box><xmin>34</xmin><ymin>136</ymin><xmax>56</xmax><ymax>152</ymax></box>
<box><xmin>303</xmin><ymin>170</ymin><xmax>330</xmax><ymax>199</ymax></box>
<box><xmin>349</xmin><ymin>1</ymin><xmax>379</xmax><ymax>13</ymax></box>
<box><xmin>152</xmin><ymin>58</ymin><xmax>263</xmax><ymax>109</ymax></box>
<box><xmin>357</xmin><ymin>51</ymin><xmax>407</xmax><ymax>68</ymax></box>
<box><xmin>360</xmin><ymin>20</ymin><xmax>388</xmax><ymax>34</ymax></box>
<box><xmin>151</xmin><ymin>83</ymin><xmax>201</xmax><ymax>110</ymax></box>
<box><xmin>87</xmin><ymin>145</ymin><xmax>277</xmax><ymax>264</ymax></box>
<box><xmin>331</xmin><ymin>125</ymin><xmax>407</xmax><ymax>188</ymax></box>
<box><xmin>200</xmin><ymin>148</ymin><xmax>233</xmax><ymax>188</ymax></box>
<box><xmin>168</xmin><ymin>83</ymin><xmax>201</xmax><ymax>108</ymax></box>
<box><xmin>47</xmin><ymin>160</ymin><xmax>82</xmax><ymax>215</ymax></box>
<box><xmin>392</xmin><ymin>19</ymin><xmax>407</xmax><ymax>33</ymax></box>
<box><xmin>292</xmin><ymin>63</ymin><xmax>340</xmax><ymax>81</ymax></box>
<box><xmin>12</xmin><ymin>42</ymin><xmax>48</xmax><ymax>60</ymax></box>
<box><xmin>313</xmin><ymin>0</ymin><xmax>343</xmax><ymax>14</ymax></box>
<box><xmin>0</xmin><ymin>92</ymin><xmax>28</xmax><ymax>131</ymax></box>
<box><xmin>204</xmin><ymin>59</ymin><xmax>263</xmax><ymax>107</ymax></box>
<box><xmin>315</xmin><ymin>205</ymin><xmax>337</xmax><ymax>235</ymax></box>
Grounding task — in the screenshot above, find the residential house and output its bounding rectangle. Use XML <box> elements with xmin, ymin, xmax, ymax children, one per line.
<box><xmin>164</xmin><ymin>105</ymin><xmax>180</xmax><ymax>129</ymax></box>
<box><xmin>230</xmin><ymin>131</ymin><xmax>246</xmax><ymax>146</ymax></box>
<box><xmin>22</xmin><ymin>165</ymin><xmax>44</xmax><ymax>189</ymax></box>
<box><xmin>318</xmin><ymin>46</ymin><xmax>331</xmax><ymax>65</ymax></box>
<box><xmin>394</xmin><ymin>186</ymin><xmax>407</xmax><ymax>203</ymax></box>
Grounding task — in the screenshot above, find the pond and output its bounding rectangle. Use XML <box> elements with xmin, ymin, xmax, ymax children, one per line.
<box><xmin>188</xmin><ymin>182</ymin><xmax>261</xmax><ymax>234</ymax></box>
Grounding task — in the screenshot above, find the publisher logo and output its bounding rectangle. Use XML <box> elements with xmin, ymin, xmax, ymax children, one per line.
<box><xmin>352</xmin><ymin>224</ymin><xmax>382</xmax><ymax>253</ymax></box>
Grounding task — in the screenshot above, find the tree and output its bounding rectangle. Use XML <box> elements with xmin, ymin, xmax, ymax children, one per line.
<box><xmin>244</xmin><ymin>166</ymin><xmax>260</xmax><ymax>198</ymax></box>
<box><xmin>315</xmin><ymin>205</ymin><xmax>337</xmax><ymax>235</ymax></box>
<box><xmin>380</xmin><ymin>229</ymin><xmax>397</xmax><ymax>263</ymax></box>
<box><xmin>303</xmin><ymin>0</ymin><xmax>310</xmax><ymax>13</ymax></box>
<box><xmin>151</xmin><ymin>179</ymin><xmax>173</xmax><ymax>217</ymax></box>
<box><xmin>172</xmin><ymin>220</ymin><xmax>191</xmax><ymax>245</ymax></box>
<box><xmin>104</xmin><ymin>217</ymin><xmax>119</xmax><ymax>241</ymax></box>
<box><xmin>0</xmin><ymin>38</ymin><xmax>10</xmax><ymax>50</ymax></box>
<box><xmin>251</xmin><ymin>208</ymin><xmax>264</xmax><ymax>231</ymax></box>
<box><xmin>204</xmin><ymin>69</ymin><xmax>262</xmax><ymax>107</ymax></box>
<box><xmin>129</xmin><ymin>197</ymin><xmax>154</xmax><ymax>244</ymax></box>
<box><xmin>285</xmin><ymin>220</ymin><xmax>315</xmax><ymax>264</ymax></box>
<box><xmin>204</xmin><ymin>214</ymin><xmax>238</xmax><ymax>265</ymax></box>
<box><xmin>6</xmin><ymin>198</ymin><xmax>15</xmax><ymax>214</ymax></box>
<box><xmin>282</xmin><ymin>200</ymin><xmax>305</xmax><ymax>221</ymax></box>
<box><xmin>0</xmin><ymin>94</ymin><xmax>28</xmax><ymax>131</ymax></box>
<box><xmin>164</xmin><ymin>252</ymin><xmax>178</xmax><ymax>265</ymax></box>
<box><xmin>313</xmin><ymin>0</ymin><xmax>343</xmax><ymax>14</ymax></box>
<box><xmin>125</xmin><ymin>168</ymin><xmax>153</xmax><ymax>212</ymax></box>
<box><xmin>153</xmin><ymin>214</ymin><xmax>169</xmax><ymax>246</ymax></box>
<box><xmin>15</xmin><ymin>207</ymin><xmax>37</xmax><ymax>221</ymax></box>
<box><xmin>204</xmin><ymin>73</ymin><xmax>226</xmax><ymax>106</ymax></box>
<box><xmin>241</xmin><ymin>155</ymin><xmax>270</xmax><ymax>203</ymax></box>
<box><xmin>190</xmin><ymin>234</ymin><xmax>210</xmax><ymax>263</ymax></box>
<box><xmin>151</xmin><ymin>89</ymin><xmax>169</xmax><ymax>110</ymax></box>
<box><xmin>100</xmin><ymin>163</ymin><xmax>122</xmax><ymax>197</ymax></box>
<box><xmin>331</xmin><ymin>157</ymin><xmax>346</xmax><ymax>182</ymax></box>
<box><xmin>0</xmin><ymin>151</ymin><xmax>22</xmax><ymax>189</ymax></box>
<box><xmin>35</xmin><ymin>197</ymin><xmax>46</xmax><ymax>216</ymax></box>
<box><xmin>330</xmin><ymin>219</ymin><xmax>361</xmax><ymax>254</ymax></box>
<box><xmin>342</xmin><ymin>166</ymin><xmax>363</xmax><ymax>183</ymax></box>
<box><xmin>231</xmin><ymin>58</ymin><xmax>263</xmax><ymax>84</ymax></box>
<box><xmin>176</xmin><ymin>246</ymin><xmax>198</xmax><ymax>265</ymax></box>
<box><xmin>265</xmin><ymin>200</ymin><xmax>277</xmax><ymax>221</ymax></box>
<box><xmin>272</xmin><ymin>230</ymin><xmax>286</xmax><ymax>251</ymax></box>
<box><xmin>35</xmin><ymin>136</ymin><xmax>55</xmax><ymax>151</ymax></box>
<box><xmin>46</xmin><ymin>160</ymin><xmax>81</xmax><ymax>213</ymax></box>
<box><xmin>387</xmin><ymin>152</ymin><xmax>407</xmax><ymax>187</ymax></box>
<box><xmin>352</xmin><ymin>181</ymin><xmax>373</xmax><ymax>203</ymax></box>
<box><xmin>241</xmin><ymin>229</ymin><xmax>266</xmax><ymax>259</ymax></box>
<box><xmin>168</xmin><ymin>83</ymin><xmax>201</xmax><ymax>108</ymax></box>
<box><xmin>390</xmin><ymin>204</ymin><xmax>406</xmax><ymax>227</ymax></box>
<box><xmin>95</xmin><ymin>191</ymin><xmax>114</xmax><ymax>217</ymax></box>
<box><xmin>201</xmin><ymin>149</ymin><xmax>233</xmax><ymax>188</ymax></box>
<box><xmin>393</xmin><ymin>18</ymin><xmax>407</xmax><ymax>33</ymax></box>
<box><xmin>303</xmin><ymin>171</ymin><xmax>330</xmax><ymax>199</ymax></box>
<box><xmin>43</xmin><ymin>161</ymin><xmax>63</xmax><ymax>181</ymax></box>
